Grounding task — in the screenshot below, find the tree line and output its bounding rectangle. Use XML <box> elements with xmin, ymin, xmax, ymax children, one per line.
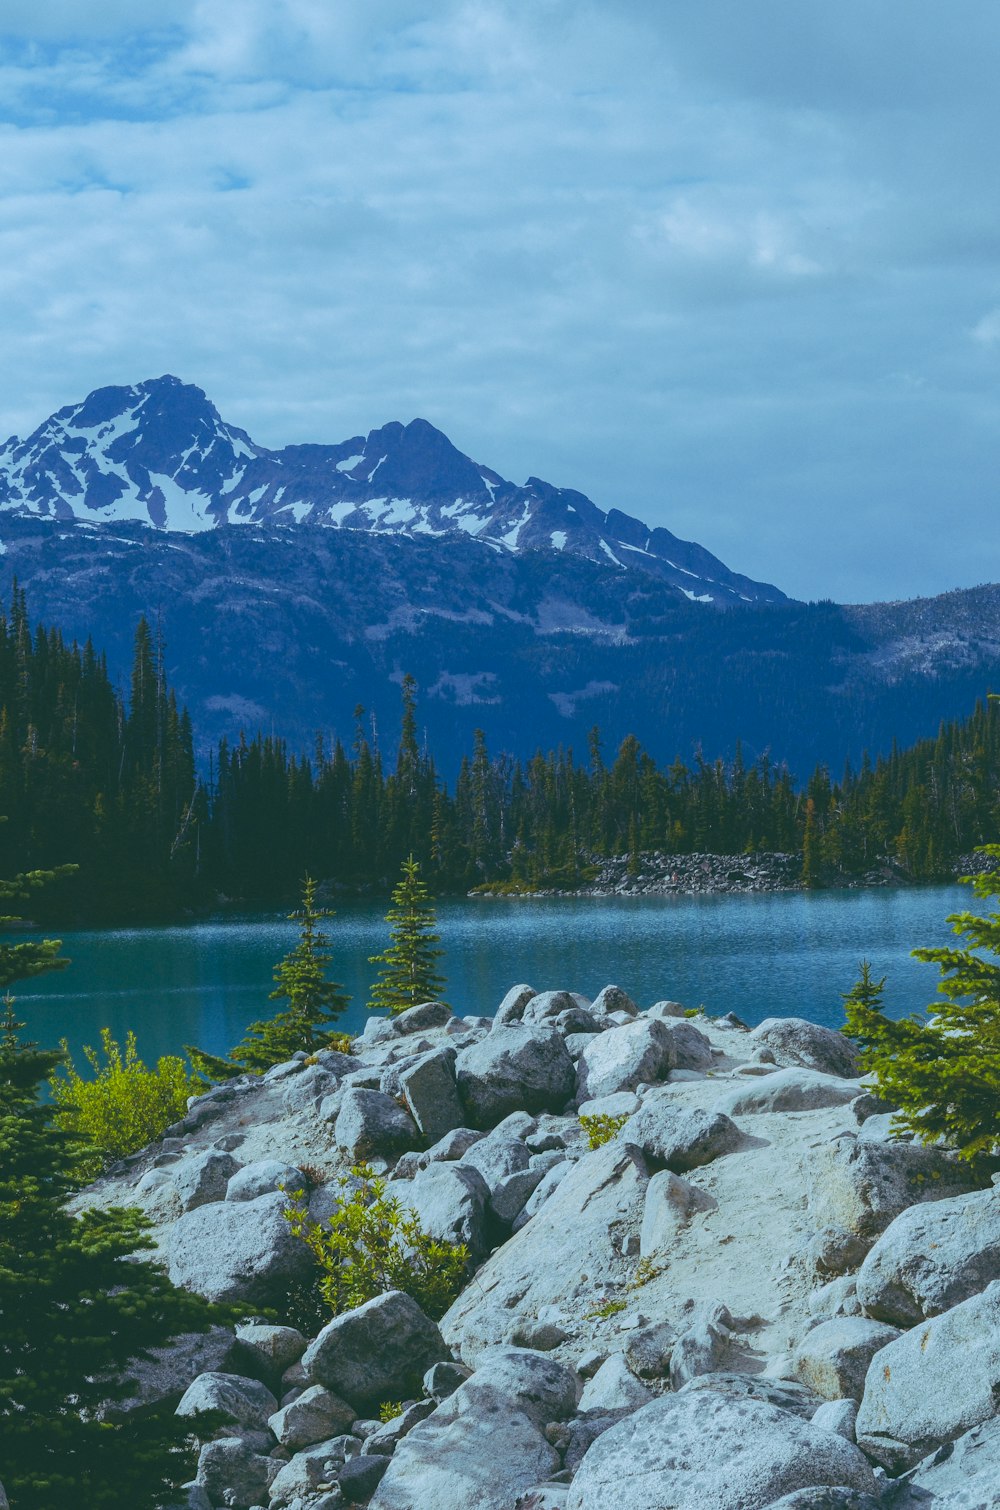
<box><xmin>1</xmin><ymin>592</ymin><xmax>999</xmax><ymax>920</ymax></box>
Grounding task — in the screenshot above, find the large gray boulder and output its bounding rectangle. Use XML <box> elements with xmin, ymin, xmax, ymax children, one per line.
<box><xmin>666</xmin><ymin>1019</ymin><xmax>714</xmax><ymax>1070</ymax></box>
<box><xmin>624</xmin><ymin>1094</ymin><xmax>744</xmax><ymax>1173</ymax></box>
<box><xmin>807</xmin><ymin>1133</ymin><xmax>977</xmax><ymax>1242</ymax></box>
<box><xmin>893</xmin><ymin>1415</ymin><xmax>1000</xmax><ymax>1509</ymax></box>
<box><xmin>521</xmin><ymin>990</ymin><xmax>580</xmax><ymax>1025</ymax></box>
<box><xmin>748</xmin><ymin>1018</ymin><xmax>860</xmax><ymax>1078</ymax></box>
<box><xmin>404</xmin><ymin>1161</ymin><xmax>492</xmax><ymax>1260</ymax></box>
<box><xmin>494</xmin><ymin>983</ymin><xmax>538</xmax><ymax>1026</ymax></box>
<box><xmin>398</xmin><ymin>1048</ymin><xmax>465</xmax><ymax>1143</ymax></box>
<box><xmin>302</xmin><ymin>1290</ymin><xmax>449</xmax><ymax>1410</ymax></box>
<box><xmin>792</xmin><ymin>1317</ymin><xmax>901</xmax><ymax>1402</ymax></box>
<box><xmin>369</xmin><ymin>1348</ymin><xmax>576</xmax><ymax>1510</ymax></box>
<box><xmin>233</xmin><ymin>1322</ymin><xmax>306</xmax><ymax>1380</ymax></box>
<box><xmin>267</xmin><ymin>1383</ymin><xmax>355</xmax><ymax>1450</ymax></box>
<box><xmin>392</xmin><ymin>1000</ymin><xmax>453</xmax><ymax>1034</ymax></box>
<box><xmin>565</xmin><ymin>1392</ymin><xmax>877</xmax><ymax>1509</ymax></box>
<box><xmin>577</xmin><ymin>1354</ymin><xmax>652</xmax><ymax>1415</ymax></box>
<box><xmin>225</xmin><ymin>1158</ymin><xmax>304</xmax><ymax>1203</ymax></box>
<box><xmin>335</xmin><ymin>1088</ymin><xmax>419</xmax><ymax>1161</ymax></box>
<box><xmin>640</xmin><ymin>1169</ymin><xmax>709</xmax><ymax>1258</ymax></box>
<box><xmin>441</xmin><ymin>1140</ymin><xmax>649</xmax><ymax>1361</ymax></box>
<box><xmin>455</xmin><ymin>1026</ymin><xmax>576</xmax><ymax>1128</ymax></box>
<box><xmin>678</xmin><ymin>1373</ymin><xmax>823</xmax><ymax>1421</ymax></box>
<box><xmin>175</xmin><ymin>1371</ymin><xmax>277</xmax><ymax>1431</ymax></box>
<box><xmin>576</xmin><ymin>1017</ymin><xmax>676</xmax><ymax>1102</ymax></box>
<box><xmin>590</xmin><ymin>985</ymin><xmax>639</xmax><ymax>1018</ymax></box>
<box><xmin>194</xmin><ymin>1438</ymin><xmax>279</xmax><ymax>1506</ymax></box>
<box><xmin>761</xmin><ymin>1493</ymin><xmax>881</xmax><ymax>1509</ymax></box>
<box><xmin>714</xmin><ymin>1070</ymin><xmax>861</xmax><ymax>1117</ymax></box>
<box><xmin>855</xmin><ymin>1185</ymin><xmax>1000</xmax><ymax>1326</ymax></box>
<box><xmin>268</xmin><ymin>1435</ymin><xmax>360</xmax><ymax>1506</ymax></box>
<box><xmin>167</xmin><ymin>1191</ymin><xmax>314</xmax><ymax>1304</ymax></box>
<box><xmin>855</xmin><ymin>1280</ymin><xmax>1000</xmax><ymax>1471</ymax></box>
<box><xmin>172</xmin><ymin>1149</ymin><xmax>240</xmax><ymax>1212</ymax></box>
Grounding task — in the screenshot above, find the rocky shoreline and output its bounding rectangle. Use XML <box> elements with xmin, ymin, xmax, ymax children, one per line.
<box><xmin>51</xmin><ymin>986</ymin><xmax>1000</xmax><ymax>1509</ymax></box>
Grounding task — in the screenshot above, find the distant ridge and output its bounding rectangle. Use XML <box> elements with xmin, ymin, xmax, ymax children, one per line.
<box><xmin>0</xmin><ymin>375</ymin><xmax>788</xmax><ymax>609</ymax></box>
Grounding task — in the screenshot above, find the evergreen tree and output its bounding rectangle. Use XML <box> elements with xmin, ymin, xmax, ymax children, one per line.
<box><xmin>843</xmin><ymin>849</ymin><xmax>1000</xmax><ymax>1166</ymax></box>
<box><xmin>0</xmin><ymin>867</ymin><xmax>221</xmax><ymax>1509</ymax></box>
<box><xmin>187</xmin><ymin>876</ymin><xmax>349</xmax><ymax>1078</ymax></box>
<box><xmin>368</xmin><ymin>854</ymin><xmax>447</xmax><ymax>1015</ymax></box>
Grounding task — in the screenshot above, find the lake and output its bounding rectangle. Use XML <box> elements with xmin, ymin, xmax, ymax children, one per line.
<box><xmin>9</xmin><ymin>884</ymin><xmax>973</xmax><ymax>1068</ymax></box>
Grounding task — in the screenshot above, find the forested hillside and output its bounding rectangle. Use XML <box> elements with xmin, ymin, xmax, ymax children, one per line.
<box><xmin>1</xmin><ymin>596</ymin><xmax>998</xmax><ymax>920</ymax></box>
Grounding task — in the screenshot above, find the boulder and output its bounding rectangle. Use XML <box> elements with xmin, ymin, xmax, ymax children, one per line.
<box><xmin>268</xmin><ymin>1384</ymin><xmax>355</xmax><ymax>1449</ymax></box>
<box><xmin>340</xmin><ymin>1454</ymin><xmax>390</xmax><ymax>1502</ymax></box>
<box><xmin>441</xmin><ymin>1141</ymin><xmax>649</xmax><ymax>1362</ymax></box>
<box><xmin>803</xmin><ymin>1226</ymin><xmax>870</xmax><ymax>1281</ymax></box>
<box><xmin>461</xmin><ymin>1129</ymin><xmax>532</xmax><ymax>1185</ymax></box>
<box><xmin>425</xmin><ymin>1126</ymin><xmax>484</xmax><ymax>1162</ymax></box>
<box><xmin>807</xmin><ymin>1135</ymin><xmax>978</xmax><ymax>1242</ymax></box>
<box><xmin>194</xmin><ymin>1438</ymin><xmax>279</xmax><ymax>1506</ymax></box>
<box><xmin>233</xmin><ymin>1323</ymin><xmax>306</xmax><ymax>1381</ymax></box>
<box><xmin>172</xmin><ymin>1149</ymin><xmax>240</xmax><ymax>1212</ymax></box>
<box><xmin>175</xmin><ymin>1370</ymin><xmax>278</xmax><ymax>1431</ymax></box>
<box><xmin>646</xmin><ymin>999</ymin><xmax>688</xmax><ymax>1019</ymax></box>
<box><xmin>895</xmin><ymin>1415</ymin><xmax>1000</xmax><ymax>1509</ymax></box>
<box><xmin>714</xmin><ymin>1070</ymin><xmax>861</xmax><ymax>1117</ymax></box>
<box><xmin>621</xmin><ymin>1320</ymin><xmax>675</xmax><ymax>1379</ymax></box>
<box><xmin>405</xmin><ymin>1162</ymin><xmax>492</xmax><ymax>1260</ymax></box>
<box><xmin>575</xmin><ymin>1018</ymin><xmax>676</xmax><ymax>1101</ymax></box>
<box><xmin>521</xmin><ymin>990</ymin><xmax>580</xmax><ymax>1025</ymax></box>
<box><xmin>268</xmin><ymin>1435</ymin><xmax>359</xmax><ymax>1505</ymax></box>
<box><xmin>590</xmin><ymin>985</ymin><xmax>639</xmax><ymax>1018</ymax></box>
<box><xmin>855</xmin><ymin>1280</ymin><xmax>1000</xmax><ymax>1470</ymax></box>
<box><xmin>679</xmin><ymin>1373</ymin><xmax>823</xmax><ymax>1421</ymax></box>
<box><xmin>577</xmin><ymin>1354</ymin><xmax>652</xmax><ymax>1415</ymax></box>
<box><xmin>281</xmin><ymin>1062</ymin><xmax>347</xmax><ymax>1115</ymax></box>
<box><xmin>362</xmin><ymin>1398</ymin><xmax>435</xmax><ymax>1454</ymax></box>
<box><xmin>424</xmin><ymin>1360</ymin><xmax>472</xmax><ymax>1401</ymax></box>
<box><xmin>748</xmin><ymin>1018</ymin><xmax>860</xmax><ymax>1078</ymax></box>
<box><xmin>792</xmin><ymin>1317</ymin><xmax>902</xmax><ymax>1402</ymax></box>
<box><xmin>112</xmin><ymin>1327</ymin><xmax>244</xmax><ymax>1416</ymax></box>
<box><xmin>225</xmin><ymin>1158</ymin><xmax>305</xmax><ymax>1203</ymax></box>
<box><xmin>669</xmin><ymin>1316</ymin><xmax>731</xmax><ymax>1387</ymax></box>
<box><xmin>392</xmin><ymin>1000</ymin><xmax>453</xmax><ymax>1034</ymax></box>
<box><xmin>494</xmin><ymin>983</ymin><xmax>538</xmax><ymax>1026</ymax></box>
<box><xmin>666</xmin><ymin>1019</ymin><xmax>714</xmax><ymax>1070</ymax></box>
<box><xmin>565</xmin><ymin>1393</ymin><xmax>877</xmax><ymax>1509</ymax></box>
<box><xmin>369</xmin><ymin>1349</ymin><xmax>576</xmax><ymax>1510</ymax></box>
<box><xmin>624</xmin><ymin>1094</ymin><xmax>744</xmax><ymax>1173</ymax></box>
<box><xmin>577</xmin><ymin>1091</ymin><xmax>641</xmax><ymax>1120</ymax></box>
<box><xmin>455</xmin><ymin>1026</ymin><xmax>576</xmax><ymax>1128</ymax></box>
<box><xmin>398</xmin><ymin>1047</ymin><xmax>465</xmax><ymax>1143</ymax></box>
<box><xmin>640</xmin><ymin>1169</ymin><xmax>707</xmax><ymax>1257</ymax></box>
<box><xmin>761</xmin><ymin>1493</ymin><xmax>881</xmax><ymax>1509</ymax></box>
<box><xmin>167</xmin><ymin>1191</ymin><xmax>314</xmax><ymax>1304</ymax></box>
<box><xmin>513</xmin><ymin>1160</ymin><xmax>572</xmax><ymax>1229</ymax></box>
<box><xmin>302</xmin><ymin>1290</ymin><xmax>449</xmax><ymax>1410</ymax></box>
<box><xmin>133</xmin><ymin>1167</ymin><xmax>182</xmax><ymax>1223</ymax></box>
<box><xmin>810</xmin><ymin>1399</ymin><xmax>858</xmax><ymax>1441</ymax></box>
<box><xmin>855</xmin><ymin>1186</ymin><xmax>1000</xmax><ymax>1326</ymax></box>
<box><xmin>335</xmin><ymin>1088</ymin><xmax>419</xmax><ymax>1161</ymax></box>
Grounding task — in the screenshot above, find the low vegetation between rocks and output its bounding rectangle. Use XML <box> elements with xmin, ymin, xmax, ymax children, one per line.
<box><xmin>30</xmin><ymin>971</ymin><xmax>997</xmax><ymax>1510</ymax></box>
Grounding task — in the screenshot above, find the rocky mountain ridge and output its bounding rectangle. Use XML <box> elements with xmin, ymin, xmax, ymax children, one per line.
<box><xmin>0</xmin><ymin>375</ymin><xmax>786</xmax><ymax>608</ymax></box>
<box><xmin>63</xmin><ymin>986</ymin><xmax>1000</xmax><ymax>1509</ymax></box>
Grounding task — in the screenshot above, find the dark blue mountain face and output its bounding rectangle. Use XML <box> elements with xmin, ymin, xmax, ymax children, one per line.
<box><xmin>0</xmin><ymin>376</ymin><xmax>787</xmax><ymax>608</ymax></box>
<box><xmin>0</xmin><ymin>513</ymin><xmax>996</xmax><ymax>783</ymax></box>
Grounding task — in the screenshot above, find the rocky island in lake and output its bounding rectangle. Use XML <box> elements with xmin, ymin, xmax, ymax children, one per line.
<box><xmin>58</xmin><ymin>985</ymin><xmax>1000</xmax><ymax>1510</ymax></box>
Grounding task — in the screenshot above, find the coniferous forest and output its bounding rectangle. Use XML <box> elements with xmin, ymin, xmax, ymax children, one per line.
<box><xmin>1</xmin><ymin>592</ymin><xmax>999</xmax><ymax>922</ymax></box>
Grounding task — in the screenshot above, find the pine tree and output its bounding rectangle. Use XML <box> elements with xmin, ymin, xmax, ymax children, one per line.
<box><xmin>187</xmin><ymin>876</ymin><xmax>350</xmax><ymax>1078</ymax></box>
<box><xmin>0</xmin><ymin>867</ymin><xmax>221</xmax><ymax>1510</ymax></box>
<box><xmin>368</xmin><ymin>854</ymin><xmax>447</xmax><ymax>1015</ymax></box>
<box><xmin>842</xmin><ymin>849</ymin><xmax>1000</xmax><ymax>1166</ymax></box>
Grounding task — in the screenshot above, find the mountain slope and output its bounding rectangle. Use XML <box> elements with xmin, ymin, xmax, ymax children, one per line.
<box><xmin>0</xmin><ymin>376</ymin><xmax>786</xmax><ymax>608</ymax></box>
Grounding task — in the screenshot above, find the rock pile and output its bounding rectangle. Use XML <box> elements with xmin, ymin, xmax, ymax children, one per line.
<box><xmin>66</xmin><ymin>990</ymin><xmax>998</xmax><ymax>1509</ymax></box>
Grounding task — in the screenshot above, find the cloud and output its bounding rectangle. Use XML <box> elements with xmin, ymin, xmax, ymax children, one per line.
<box><xmin>0</xmin><ymin>2</ymin><xmax>999</xmax><ymax>602</ymax></box>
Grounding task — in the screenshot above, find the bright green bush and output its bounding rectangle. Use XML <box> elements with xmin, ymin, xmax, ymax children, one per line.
<box><xmin>579</xmin><ymin>1112</ymin><xmax>629</xmax><ymax>1149</ymax></box>
<box><xmin>50</xmin><ymin>1029</ymin><xmax>198</xmax><ymax>1175</ymax></box>
<box><xmin>284</xmin><ymin>1165</ymin><xmax>468</xmax><ymax>1321</ymax></box>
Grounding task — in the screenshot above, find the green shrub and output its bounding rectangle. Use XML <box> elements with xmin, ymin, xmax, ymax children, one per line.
<box><xmin>843</xmin><ymin>847</ymin><xmax>1000</xmax><ymax>1168</ymax></box>
<box><xmin>379</xmin><ymin>1401</ymin><xmax>404</xmax><ymax>1423</ymax></box>
<box><xmin>284</xmin><ymin>1166</ymin><xmax>469</xmax><ymax>1321</ymax></box>
<box><xmin>50</xmin><ymin>1028</ymin><xmax>198</xmax><ymax>1176</ymax></box>
<box><xmin>579</xmin><ymin>1112</ymin><xmax>629</xmax><ymax>1149</ymax></box>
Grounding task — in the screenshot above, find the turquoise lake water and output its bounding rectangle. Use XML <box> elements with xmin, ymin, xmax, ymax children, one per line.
<box><xmin>9</xmin><ymin>884</ymin><xmax>971</xmax><ymax>1066</ymax></box>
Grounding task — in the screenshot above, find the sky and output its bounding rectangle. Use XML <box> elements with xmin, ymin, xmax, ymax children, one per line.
<box><xmin>1</xmin><ymin>1</ymin><xmax>999</xmax><ymax>604</ymax></box>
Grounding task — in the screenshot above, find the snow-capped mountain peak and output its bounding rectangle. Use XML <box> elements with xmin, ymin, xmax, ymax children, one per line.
<box><xmin>0</xmin><ymin>378</ymin><xmax>787</xmax><ymax>606</ymax></box>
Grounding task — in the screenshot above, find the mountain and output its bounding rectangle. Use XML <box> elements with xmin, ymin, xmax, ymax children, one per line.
<box><xmin>0</xmin><ymin>376</ymin><xmax>786</xmax><ymax>608</ymax></box>
<box><xmin>1</xmin><ymin>376</ymin><xmax>998</xmax><ymax>783</ymax></box>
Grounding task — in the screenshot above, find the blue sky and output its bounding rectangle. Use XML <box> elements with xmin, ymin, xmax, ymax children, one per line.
<box><xmin>1</xmin><ymin>1</ymin><xmax>999</xmax><ymax>603</ymax></box>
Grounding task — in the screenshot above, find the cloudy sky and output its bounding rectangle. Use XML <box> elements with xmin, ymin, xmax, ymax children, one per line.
<box><xmin>1</xmin><ymin>1</ymin><xmax>998</xmax><ymax>603</ymax></box>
